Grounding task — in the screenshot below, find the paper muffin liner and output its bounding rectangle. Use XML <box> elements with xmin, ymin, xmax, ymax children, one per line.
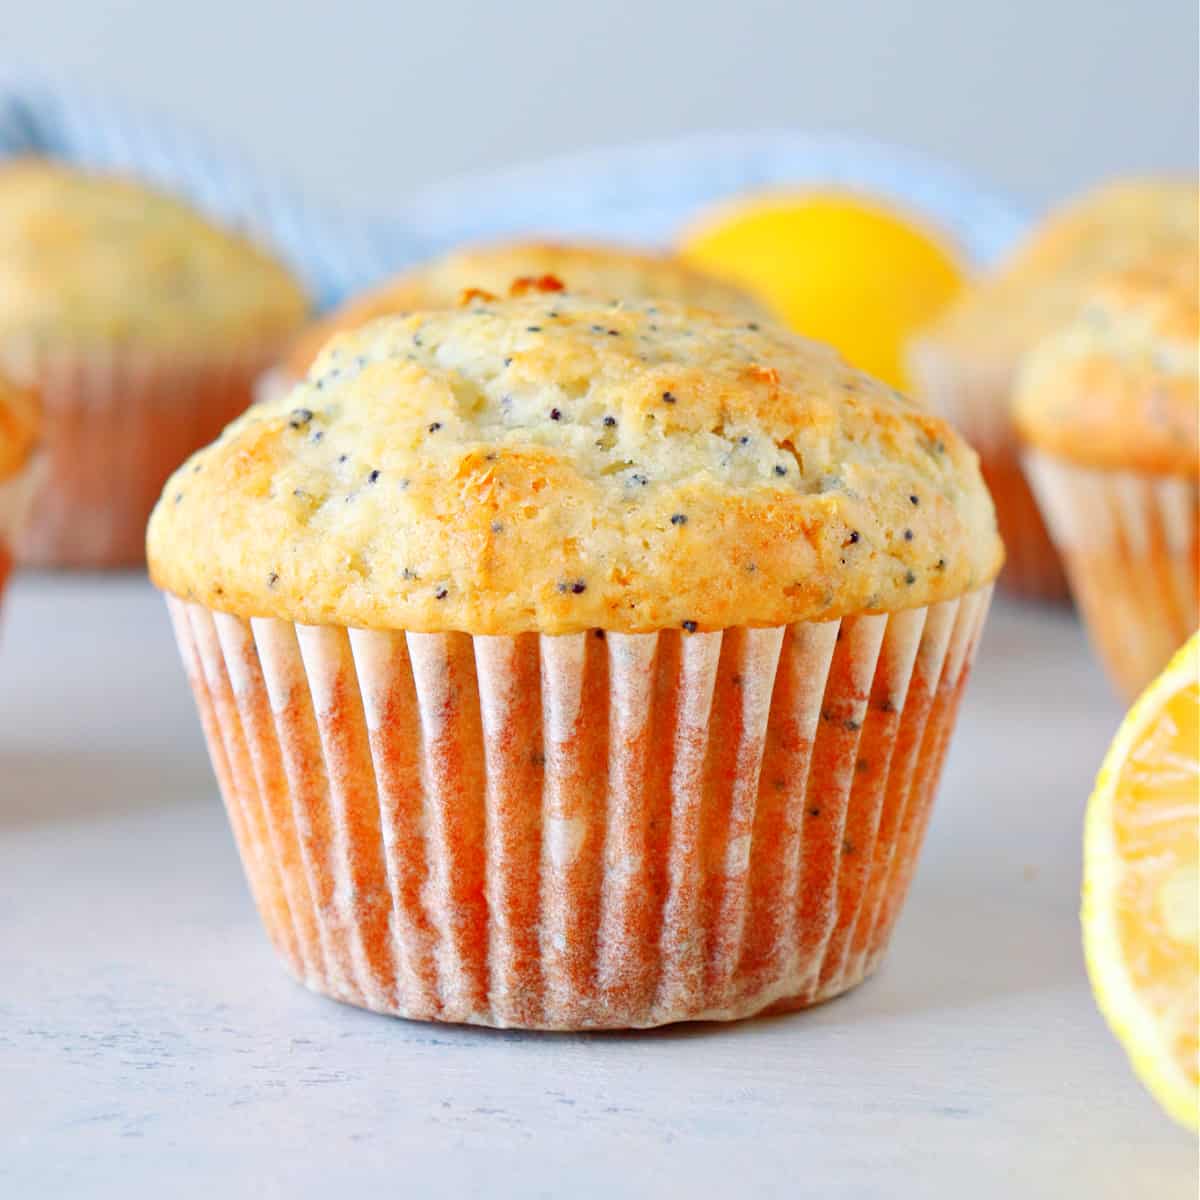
<box><xmin>0</xmin><ymin>338</ymin><xmax>289</xmax><ymax>568</ymax></box>
<box><xmin>907</xmin><ymin>341</ymin><xmax>1069</xmax><ymax>602</ymax></box>
<box><xmin>166</xmin><ymin>588</ymin><xmax>992</xmax><ymax>1030</ymax></box>
<box><xmin>1024</xmin><ymin>450</ymin><xmax>1198</xmax><ymax>700</ymax></box>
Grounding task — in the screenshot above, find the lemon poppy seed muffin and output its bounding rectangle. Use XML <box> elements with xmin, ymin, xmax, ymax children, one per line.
<box><xmin>273</xmin><ymin>240</ymin><xmax>767</xmax><ymax>389</ymax></box>
<box><xmin>0</xmin><ymin>159</ymin><xmax>309</xmax><ymax>566</ymax></box>
<box><xmin>152</xmin><ymin>291</ymin><xmax>1000</xmax><ymax>1030</ymax></box>
<box><xmin>0</xmin><ymin>159</ymin><xmax>307</xmax><ymax>347</ymax></box>
<box><xmin>158</xmin><ymin>293</ymin><xmax>998</xmax><ymax>630</ymax></box>
<box><xmin>1015</xmin><ymin>250</ymin><xmax>1198</xmax><ymax>475</ymax></box>
<box><xmin>1016</xmin><ymin>249</ymin><xmax>1199</xmax><ymax>698</ymax></box>
<box><xmin>907</xmin><ymin>177</ymin><xmax>1198</xmax><ymax>601</ymax></box>
<box><xmin>926</xmin><ymin>179</ymin><xmax>1198</xmax><ymax>366</ymax></box>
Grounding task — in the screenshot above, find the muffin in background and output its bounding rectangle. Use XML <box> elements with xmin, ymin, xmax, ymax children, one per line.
<box><xmin>261</xmin><ymin>240</ymin><xmax>767</xmax><ymax>400</ymax></box>
<box><xmin>1016</xmin><ymin>249</ymin><xmax>1199</xmax><ymax>700</ymax></box>
<box><xmin>907</xmin><ymin>177</ymin><xmax>1198</xmax><ymax>602</ymax></box>
<box><xmin>0</xmin><ymin>159</ymin><xmax>309</xmax><ymax>567</ymax></box>
<box><xmin>0</xmin><ymin>370</ymin><xmax>40</xmax><ymax>617</ymax></box>
<box><xmin>150</xmin><ymin>286</ymin><xmax>1001</xmax><ymax>1030</ymax></box>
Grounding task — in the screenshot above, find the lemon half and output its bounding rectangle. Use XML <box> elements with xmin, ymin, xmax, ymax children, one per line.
<box><xmin>679</xmin><ymin>192</ymin><xmax>965</xmax><ymax>390</ymax></box>
<box><xmin>1083</xmin><ymin>632</ymin><xmax>1199</xmax><ymax>1130</ymax></box>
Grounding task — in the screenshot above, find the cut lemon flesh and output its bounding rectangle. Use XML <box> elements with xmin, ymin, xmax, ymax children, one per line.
<box><xmin>1084</xmin><ymin>633</ymin><xmax>1199</xmax><ymax>1129</ymax></box>
<box><xmin>678</xmin><ymin>192</ymin><xmax>964</xmax><ymax>390</ymax></box>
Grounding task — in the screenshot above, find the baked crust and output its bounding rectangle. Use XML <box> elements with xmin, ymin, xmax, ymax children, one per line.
<box><xmin>281</xmin><ymin>240</ymin><xmax>767</xmax><ymax>377</ymax></box>
<box><xmin>912</xmin><ymin>178</ymin><xmax>1197</xmax><ymax>368</ymax></box>
<box><xmin>150</xmin><ymin>291</ymin><xmax>1002</xmax><ymax>634</ymax></box>
<box><xmin>1014</xmin><ymin>249</ymin><xmax>1198</xmax><ymax>475</ymax></box>
<box><xmin>0</xmin><ymin>159</ymin><xmax>308</xmax><ymax>347</ymax></box>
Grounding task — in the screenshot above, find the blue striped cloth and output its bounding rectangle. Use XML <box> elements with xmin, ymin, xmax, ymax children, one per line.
<box><xmin>0</xmin><ymin>72</ymin><xmax>1028</xmax><ymax>313</ymax></box>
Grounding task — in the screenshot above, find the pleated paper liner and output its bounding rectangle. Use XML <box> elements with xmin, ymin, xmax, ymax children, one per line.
<box><xmin>167</xmin><ymin>587</ymin><xmax>992</xmax><ymax>1030</ymax></box>
<box><xmin>1024</xmin><ymin>450</ymin><xmax>1199</xmax><ymax>701</ymax></box>
<box><xmin>0</xmin><ymin>338</ymin><xmax>290</xmax><ymax>568</ymax></box>
<box><xmin>906</xmin><ymin>341</ymin><xmax>1069</xmax><ymax>602</ymax></box>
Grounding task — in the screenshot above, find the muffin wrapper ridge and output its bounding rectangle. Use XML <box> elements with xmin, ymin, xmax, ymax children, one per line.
<box><xmin>167</xmin><ymin>588</ymin><xmax>992</xmax><ymax>1030</ymax></box>
<box><xmin>906</xmin><ymin>342</ymin><xmax>1069</xmax><ymax>603</ymax></box>
<box><xmin>0</xmin><ymin>339</ymin><xmax>287</xmax><ymax>568</ymax></box>
<box><xmin>1024</xmin><ymin>450</ymin><xmax>1198</xmax><ymax>700</ymax></box>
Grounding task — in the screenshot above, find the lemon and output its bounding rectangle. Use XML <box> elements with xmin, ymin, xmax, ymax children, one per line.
<box><xmin>1083</xmin><ymin>632</ymin><xmax>1199</xmax><ymax>1130</ymax></box>
<box><xmin>678</xmin><ymin>192</ymin><xmax>965</xmax><ymax>389</ymax></box>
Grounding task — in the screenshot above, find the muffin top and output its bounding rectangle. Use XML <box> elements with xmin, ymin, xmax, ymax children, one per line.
<box><xmin>913</xmin><ymin>178</ymin><xmax>1198</xmax><ymax>368</ymax></box>
<box><xmin>149</xmin><ymin>290</ymin><xmax>1002</xmax><ymax>635</ymax></box>
<box><xmin>281</xmin><ymin>240</ymin><xmax>767</xmax><ymax>376</ymax></box>
<box><xmin>1014</xmin><ymin>249</ymin><xmax>1199</xmax><ymax>475</ymax></box>
<box><xmin>0</xmin><ymin>370</ymin><xmax>39</xmax><ymax>482</ymax></box>
<box><xmin>0</xmin><ymin>159</ymin><xmax>309</xmax><ymax>348</ymax></box>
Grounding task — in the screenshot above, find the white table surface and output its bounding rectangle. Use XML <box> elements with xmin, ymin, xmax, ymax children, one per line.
<box><xmin>1</xmin><ymin>574</ymin><xmax>1195</xmax><ymax>1199</ymax></box>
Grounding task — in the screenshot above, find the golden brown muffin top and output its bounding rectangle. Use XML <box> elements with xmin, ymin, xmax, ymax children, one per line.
<box><xmin>0</xmin><ymin>159</ymin><xmax>309</xmax><ymax>348</ymax></box>
<box><xmin>0</xmin><ymin>369</ymin><xmax>39</xmax><ymax>482</ymax></box>
<box><xmin>281</xmin><ymin>240</ymin><xmax>767</xmax><ymax>377</ymax></box>
<box><xmin>1014</xmin><ymin>248</ymin><xmax>1199</xmax><ymax>475</ymax></box>
<box><xmin>913</xmin><ymin>178</ymin><xmax>1198</xmax><ymax>368</ymax></box>
<box><xmin>149</xmin><ymin>291</ymin><xmax>1002</xmax><ymax>635</ymax></box>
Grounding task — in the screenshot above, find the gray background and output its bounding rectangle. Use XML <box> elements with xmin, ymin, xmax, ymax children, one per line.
<box><xmin>5</xmin><ymin>0</ymin><xmax>1198</xmax><ymax>214</ymax></box>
